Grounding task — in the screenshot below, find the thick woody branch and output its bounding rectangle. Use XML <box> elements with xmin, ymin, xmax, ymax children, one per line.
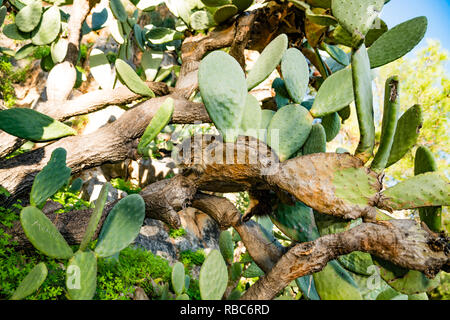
<box><xmin>242</xmin><ymin>219</ymin><xmax>449</xmax><ymax>300</ymax></box>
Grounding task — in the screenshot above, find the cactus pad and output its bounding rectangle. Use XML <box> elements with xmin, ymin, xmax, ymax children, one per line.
<box><xmin>246</xmin><ymin>34</ymin><xmax>288</xmax><ymax>90</ymax></box>
<box><xmin>15</xmin><ymin>0</ymin><xmax>42</xmax><ymax>32</ymax></box>
<box><xmin>219</xmin><ymin>230</ymin><xmax>234</xmax><ymax>263</ymax></box>
<box><xmin>239</xmin><ymin>94</ymin><xmax>262</xmax><ymax>138</ymax></box>
<box><xmin>338</xmin><ymin>251</ymin><xmax>374</xmax><ymax>276</ymax></box>
<box><xmin>331</xmin><ymin>0</ymin><xmax>384</xmax><ymax>45</ymax></box>
<box><xmin>313</xmin><ymin>260</ymin><xmax>363</xmax><ymax>300</ymax></box>
<box><xmin>30</xmin><ymin>148</ymin><xmax>72</xmax><ymax>208</ymax></box>
<box><xmin>213</xmin><ymin>4</ymin><xmax>238</xmax><ymax>24</ymax></box>
<box><xmin>321</xmin><ymin>112</ymin><xmax>341</xmax><ymax>142</ymax></box>
<box><xmin>380</xmin><ymin>172</ymin><xmax>450</xmax><ymax>211</ymax></box>
<box><xmin>66</xmin><ymin>250</ymin><xmax>97</xmax><ymax>300</ymax></box>
<box><xmin>242</xmin><ymin>261</ymin><xmax>265</xmax><ymax>278</ymax></box>
<box><xmin>79</xmin><ymin>183</ymin><xmax>110</xmax><ymax>252</ymax></box>
<box><xmin>352</xmin><ymin>44</ymin><xmax>375</xmax><ymax>163</ymax></box>
<box><xmin>115</xmin><ymin>58</ymin><xmax>155</xmax><ymax>97</ymax></box>
<box><xmin>172</xmin><ymin>262</ymin><xmax>185</xmax><ymax>296</ymax></box>
<box><xmin>267</xmin><ymin>104</ymin><xmax>313</xmax><ymax>162</ymax></box>
<box><xmin>0</xmin><ymin>108</ymin><xmax>77</xmax><ymax>142</ymax></box>
<box><xmin>199</xmin><ymin>250</ymin><xmax>228</xmax><ymax>300</ymax></box>
<box><xmin>281</xmin><ymin>48</ymin><xmax>309</xmax><ymax>104</ymax></box>
<box><xmin>138</xmin><ymin>97</ymin><xmax>174</xmax><ymax>155</ymax></box>
<box><xmin>302</xmin><ymin>123</ymin><xmax>326</xmax><ymax>155</ymax></box>
<box><xmin>11</xmin><ymin>263</ymin><xmax>48</xmax><ymax>300</ymax></box>
<box><xmin>95</xmin><ymin>194</ymin><xmax>146</xmax><ymax>257</ymax></box>
<box><xmin>310</xmin><ymin>68</ymin><xmax>353</xmax><ymax>117</ymax></box>
<box><xmin>31</xmin><ymin>6</ymin><xmax>61</xmax><ymax>45</ymax></box>
<box><xmin>20</xmin><ymin>206</ymin><xmax>73</xmax><ymax>259</ymax></box>
<box><xmin>232</xmin><ymin>0</ymin><xmax>253</xmax><ymax>11</ymax></box>
<box><xmin>271</xmin><ymin>201</ymin><xmax>320</xmax><ymax>242</ymax></box>
<box><xmin>89</xmin><ymin>48</ymin><xmax>113</xmax><ymax>90</ymax></box>
<box><xmin>141</xmin><ymin>49</ymin><xmax>163</xmax><ymax>81</ymax></box>
<box><xmin>371</xmin><ymin>76</ymin><xmax>400</xmax><ymax>171</ymax></box>
<box><xmin>198</xmin><ymin>50</ymin><xmax>247</xmax><ymax>142</ymax></box>
<box><xmin>109</xmin><ymin>0</ymin><xmax>127</xmax><ymax>22</ymax></box>
<box><xmin>386</xmin><ymin>104</ymin><xmax>423</xmax><ymax>168</ymax></box>
<box><xmin>368</xmin><ymin>17</ymin><xmax>428</xmax><ymax>68</ymax></box>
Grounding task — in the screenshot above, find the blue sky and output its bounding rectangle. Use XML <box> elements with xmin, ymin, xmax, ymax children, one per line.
<box><xmin>380</xmin><ymin>0</ymin><xmax>450</xmax><ymax>61</ymax></box>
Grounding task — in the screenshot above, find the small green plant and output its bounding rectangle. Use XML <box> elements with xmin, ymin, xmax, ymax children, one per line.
<box><xmin>168</xmin><ymin>227</ymin><xmax>186</xmax><ymax>239</ymax></box>
<box><xmin>110</xmin><ymin>178</ymin><xmax>142</xmax><ymax>194</ymax></box>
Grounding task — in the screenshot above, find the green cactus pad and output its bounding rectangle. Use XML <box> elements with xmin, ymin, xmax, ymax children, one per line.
<box><xmin>20</xmin><ymin>206</ymin><xmax>73</xmax><ymax>259</ymax></box>
<box><xmin>2</xmin><ymin>23</ymin><xmax>31</xmax><ymax>40</ymax></box>
<box><xmin>31</xmin><ymin>6</ymin><xmax>61</xmax><ymax>45</ymax></box>
<box><xmin>338</xmin><ymin>251</ymin><xmax>374</xmax><ymax>276</ymax></box>
<box><xmin>326</xmin><ymin>24</ymin><xmax>354</xmax><ymax>47</ymax></box>
<box><xmin>306</xmin><ymin>9</ymin><xmax>337</xmax><ymax>26</ymax></box>
<box><xmin>332</xmin><ymin>167</ymin><xmax>379</xmax><ymax>208</ymax></box>
<box><xmin>386</xmin><ymin>104</ymin><xmax>423</xmax><ymax>168</ymax></box>
<box><xmin>305</xmin><ymin>0</ymin><xmax>331</xmax><ymax>8</ymax></box>
<box><xmin>374</xmin><ymin>258</ymin><xmax>440</xmax><ymax>295</ymax></box>
<box><xmin>68</xmin><ymin>177</ymin><xmax>83</xmax><ymax>193</ymax></box>
<box><xmin>30</xmin><ymin>148</ymin><xmax>72</xmax><ymax>208</ymax></box>
<box><xmin>138</xmin><ymin>97</ymin><xmax>174</xmax><ymax>155</ymax></box>
<box><xmin>0</xmin><ymin>108</ymin><xmax>77</xmax><ymax>142</ymax></box>
<box><xmin>368</xmin><ymin>17</ymin><xmax>428</xmax><ymax>68</ymax></box>
<box><xmin>242</xmin><ymin>261</ymin><xmax>264</xmax><ymax>278</ymax></box>
<box><xmin>15</xmin><ymin>43</ymin><xmax>37</xmax><ymax>60</ymax></box>
<box><xmin>199</xmin><ymin>250</ymin><xmax>228</xmax><ymax>300</ymax></box>
<box><xmin>190</xmin><ymin>10</ymin><xmax>215</xmax><ymax>30</ymax></box>
<box><xmin>246</xmin><ymin>34</ymin><xmax>288</xmax><ymax>90</ymax></box>
<box><xmin>302</xmin><ymin>123</ymin><xmax>326</xmax><ymax>155</ymax></box>
<box><xmin>375</xmin><ymin>287</ymin><xmax>408</xmax><ymax>300</ymax></box>
<box><xmin>227</xmin><ymin>288</ymin><xmax>242</xmax><ymax>300</ymax></box>
<box><xmin>230</xmin><ymin>262</ymin><xmax>242</xmax><ymax>281</ymax></box>
<box><xmin>15</xmin><ymin>0</ymin><xmax>42</xmax><ymax>32</ymax></box>
<box><xmin>66</xmin><ymin>250</ymin><xmax>97</xmax><ymax>300</ymax></box>
<box><xmin>321</xmin><ymin>112</ymin><xmax>341</xmax><ymax>142</ymax></box>
<box><xmin>10</xmin><ymin>262</ymin><xmax>48</xmax><ymax>300</ymax></box>
<box><xmin>201</xmin><ymin>0</ymin><xmax>230</xmax><ymax>7</ymax></box>
<box><xmin>296</xmin><ymin>275</ymin><xmax>320</xmax><ymax>300</ymax></box>
<box><xmin>337</xmin><ymin>106</ymin><xmax>351</xmax><ymax>123</ymax></box>
<box><xmin>380</xmin><ymin>172</ymin><xmax>450</xmax><ymax>211</ymax></box>
<box><xmin>414</xmin><ymin>146</ymin><xmax>441</xmax><ymax>232</ymax></box>
<box><xmin>213</xmin><ymin>4</ymin><xmax>238</xmax><ymax>24</ymax></box>
<box><xmin>133</xmin><ymin>24</ymin><xmax>146</xmax><ymax>51</ymax></box>
<box><xmin>281</xmin><ymin>48</ymin><xmax>309</xmax><ymax>104</ymax></box>
<box><xmin>51</xmin><ymin>38</ymin><xmax>68</xmax><ymax>64</ymax></box>
<box><xmin>141</xmin><ymin>49</ymin><xmax>163</xmax><ymax>81</ymax></box>
<box><xmin>365</xmin><ymin>18</ymin><xmax>388</xmax><ymax>47</ymax></box>
<box><xmin>79</xmin><ymin>183</ymin><xmax>110</xmax><ymax>252</ymax></box>
<box><xmin>267</xmin><ymin>104</ymin><xmax>313</xmax><ymax>162</ymax></box>
<box><xmin>218</xmin><ymin>230</ymin><xmax>234</xmax><ymax>263</ymax></box>
<box><xmin>198</xmin><ymin>50</ymin><xmax>247</xmax><ymax>142</ymax></box>
<box><xmin>116</xmin><ymin>58</ymin><xmax>155</xmax><ymax>97</ymax></box>
<box><xmin>109</xmin><ymin>19</ymin><xmax>125</xmax><ymax>44</ymax></box>
<box><xmin>371</xmin><ymin>76</ymin><xmax>400</xmax><ymax>171</ymax></box>
<box><xmin>313</xmin><ymin>260</ymin><xmax>363</xmax><ymax>300</ymax></box>
<box><xmin>332</xmin><ymin>0</ymin><xmax>384</xmax><ymax>45</ymax></box>
<box><xmin>109</xmin><ymin>0</ymin><xmax>127</xmax><ymax>22</ymax></box>
<box><xmin>232</xmin><ymin>0</ymin><xmax>252</xmax><ymax>11</ymax></box>
<box><xmin>272</xmin><ymin>78</ymin><xmax>290</xmax><ymax>109</ymax></box>
<box><xmin>258</xmin><ymin>109</ymin><xmax>276</xmax><ymax>142</ymax></box>
<box><xmin>0</xmin><ymin>6</ymin><xmax>6</xmax><ymax>28</ymax></box>
<box><xmin>352</xmin><ymin>44</ymin><xmax>375</xmax><ymax>162</ymax></box>
<box><xmin>313</xmin><ymin>211</ymin><xmax>351</xmax><ymax>236</ymax></box>
<box><xmin>310</xmin><ymin>68</ymin><xmax>353</xmax><ymax>117</ymax></box>
<box><xmin>89</xmin><ymin>48</ymin><xmax>113</xmax><ymax>90</ymax></box>
<box><xmin>94</xmin><ymin>194</ymin><xmax>145</xmax><ymax>257</ymax></box>
<box><xmin>321</xmin><ymin>43</ymin><xmax>349</xmax><ymax>66</ymax></box>
<box><xmin>240</xmin><ymin>94</ymin><xmax>262</xmax><ymax>138</ymax></box>
<box><xmin>271</xmin><ymin>201</ymin><xmax>320</xmax><ymax>242</ymax></box>
<box><xmin>172</xmin><ymin>262</ymin><xmax>185</xmax><ymax>296</ymax></box>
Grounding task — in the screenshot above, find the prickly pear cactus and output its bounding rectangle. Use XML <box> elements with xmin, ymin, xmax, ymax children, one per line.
<box><xmin>15</xmin><ymin>1</ymin><xmax>42</xmax><ymax>33</ymax></box>
<box><xmin>302</xmin><ymin>123</ymin><xmax>327</xmax><ymax>155</ymax></box>
<box><xmin>31</xmin><ymin>6</ymin><xmax>61</xmax><ymax>45</ymax></box>
<box><xmin>95</xmin><ymin>194</ymin><xmax>146</xmax><ymax>258</ymax></box>
<box><xmin>66</xmin><ymin>250</ymin><xmax>97</xmax><ymax>300</ymax></box>
<box><xmin>199</xmin><ymin>250</ymin><xmax>228</xmax><ymax>300</ymax></box>
<box><xmin>281</xmin><ymin>48</ymin><xmax>309</xmax><ymax>104</ymax></box>
<box><xmin>0</xmin><ymin>108</ymin><xmax>77</xmax><ymax>142</ymax></box>
<box><xmin>20</xmin><ymin>206</ymin><xmax>74</xmax><ymax>259</ymax></box>
<box><xmin>321</xmin><ymin>112</ymin><xmax>341</xmax><ymax>142</ymax></box>
<box><xmin>246</xmin><ymin>34</ymin><xmax>288</xmax><ymax>90</ymax></box>
<box><xmin>138</xmin><ymin>97</ymin><xmax>174</xmax><ymax>155</ymax></box>
<box><xmin>239</xmin><ymin>94</ymin><xmax>262</xmax><ymax>138</ymax></box>
<box><xmin>30</xmin><ymin>148</ymin><xmax>72</xmax><ymax>208</ymax></box>
<box><xmin>219</xmin><ymin>230</ymin><xmax>234</xmax><ymax>264</ymax></box>
<box><xmin>414</xmin><ymin>146</ymin><xmax>442</xmax><ymax>232</ymax></box>
<box><xmin>115</xmin><ymin>58</ymin><xmax>155</xmax><ymax>97</ymax></box>
<box><xmin>267</xmin><ymin>104</ymin><xmax>313</xmax><ymax>161</ymax></box>
<box><xmin>171</xmin><ymin>262</ymin><xmax>186</xmax><ymax>296</ymax></box>
<box><xmin>10</xmin><ymin>263</ymin><xmax>48</xmax><ymax>300</ymax></box>
<box><xmin>198</xmin><ymin>50</ymin><xmax>247</xmax><ymax>142</ymax></box>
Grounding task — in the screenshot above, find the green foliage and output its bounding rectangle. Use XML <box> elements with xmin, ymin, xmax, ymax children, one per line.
<box><xmin>281</xmin><ymin>48</ymin><xmax>309</xmax><ymax>104</ymax></box>
<box><xmin>168</xmin><ymin>227</ymin><xmax>186</xmax><ymax>239</ymax></box>
<box><xmin>115</xmin><ymin>58</ymin><xmax>155</xmax><ymax>97</ymax></box>
<box><xmin>0</xmin><ymin>55</ymin><xmax>29</xmax><ymax>108</ymax></box>
<box><xmin>179</xmin><ymin>249</ymin><xmax>206</xmax><ymax>268</ymax></box>
<box><xmin>110</xmin><ymin>178</ymin><xmax>142</xmax><ymax>194</ymax></box>
<box><xmin>199</xmin><ymin>249</ymin><xmax>228</xmax><ymax>300</ymax></box>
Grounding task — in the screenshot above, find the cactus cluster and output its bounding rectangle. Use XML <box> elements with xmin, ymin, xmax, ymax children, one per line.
<box><xmin>12</xmin><ymin>148</ymin><xmax>146</xmax><ymax>300</ymax></box>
